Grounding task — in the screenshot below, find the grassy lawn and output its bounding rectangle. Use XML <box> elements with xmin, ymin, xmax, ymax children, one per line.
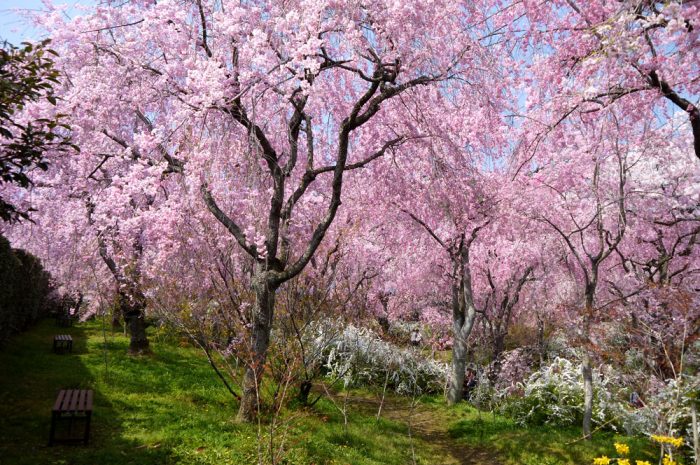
<box><xmin>0</xmin><ymin>320</ymin><xmax>454</xmax><ymax>465</ymax></box>
<box><xmin>418</xmin><ymin>397</ymin><xmax>659</xmax><ymax>465</ymax></box>
<box><xmin>0</xmin><ymin>320</ymin><xmax>659</xmax><ymax>465</ymax></box>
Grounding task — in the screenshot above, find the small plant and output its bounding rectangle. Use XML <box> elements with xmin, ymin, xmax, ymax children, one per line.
<box><xmin>592</xmin><ymin>437</ymin><xmax>685</xmax><ymax>465</ymax></box>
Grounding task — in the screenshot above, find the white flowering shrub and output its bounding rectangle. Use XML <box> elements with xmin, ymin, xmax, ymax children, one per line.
<box><xmin>501</xmin><ymin>357</ymin><xmax>632</xmax><ymax>429</ymax></box>
<box><xmin>641</xmin><ymin>374</ymin><xmax>700</xmax><ymax>445</ymax></box>
<box><xmin>468</xmin><ymin>369</ymin><xmax>499</xmax><ymax>411</ymax></box>
<box><xmin>310</xmin><ymin>322</ymin><xmax>448</xmax><ymax>395</ymax></box>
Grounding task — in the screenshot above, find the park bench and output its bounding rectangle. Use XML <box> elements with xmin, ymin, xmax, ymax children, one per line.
<box><xmin>53</xmin><ymin>335</ymin><xmax>73</xmax><ymax>353</ymax></box>
<box><xmin>49</xmin><ymin>389</ymin><xmax>93</xmax><ymax>446</ymax></box>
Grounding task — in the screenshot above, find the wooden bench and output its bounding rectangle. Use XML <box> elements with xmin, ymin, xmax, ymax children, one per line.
<box><xmin>53</xmin><ymin>335</ymin><xmax>73</xmax><ymax>353</ymax></box>
<box><xmin>49</xmin><ymin>389</ymin><xmax>93</xmax><ymax>446</ymax></box>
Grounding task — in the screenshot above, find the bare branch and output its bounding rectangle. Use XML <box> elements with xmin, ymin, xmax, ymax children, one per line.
<box><xmin>201</xmin><ymin>186</ymin><xmax>258</xmax><ymax>259</ymax></box>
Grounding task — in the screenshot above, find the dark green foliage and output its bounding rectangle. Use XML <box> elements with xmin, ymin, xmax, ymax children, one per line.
<box><xmin>0</xmin><ymin>233</ymin><xmax>55</xmax><ymax>343</ymax></box>
<box><xmin>0</xmin><ymin>39</ymin><xmax>77</xmax><ymax>222</ymax></box>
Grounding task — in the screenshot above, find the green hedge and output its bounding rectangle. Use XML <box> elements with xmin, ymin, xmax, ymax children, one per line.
<box><xmin>0</xmin><ymin>233</ymin><xmax>55</xmax><ymax>344</ymax></box>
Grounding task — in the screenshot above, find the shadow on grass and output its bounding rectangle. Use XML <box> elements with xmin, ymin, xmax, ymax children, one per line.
<box><xmin>0</xmin><ymin>320</ymin><xmax>174</xmax><ymax>465</ymax></box>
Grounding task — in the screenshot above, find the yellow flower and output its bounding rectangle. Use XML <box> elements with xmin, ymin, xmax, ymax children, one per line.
<box><xmin>651</xmin><ymin>435</ymin><xmax>684</xmax><ymax>448</ymax></box>
<box><xmin>594</xmin><ymin>457</ymin><xmax>611</xmax><ymax>465</ymax></box>
<box><xmin>661</xmin><ymin>455</ymin><xmax>677</xmax><ymax>465</ymax></box>
<box><xmin>635</xmin><ymin>461</ymin><xmax>652</xmax><ymax>465</ymax></box>
<box><xmin>614</xmin><ymin>443</ymin><xmax>630</xmax><ymax>455</ymax></box>
<box><xmin>618</xmin><ymin>459</ymin><xmax>630</xmax><ymax>465</ymax></box>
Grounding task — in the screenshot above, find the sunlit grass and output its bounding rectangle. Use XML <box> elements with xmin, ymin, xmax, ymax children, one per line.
<box><xmin>0</xmin><ymin>320</ymin><xmax>661</xmax><ymax>465</ymax></box>
<box><xmin>0</xmin><ymin>320</ymin><xmax>452</xmax><ymax>464</ymax></box>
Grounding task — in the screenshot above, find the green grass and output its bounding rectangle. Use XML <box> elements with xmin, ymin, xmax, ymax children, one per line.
<box><xmin>0</xmin><ymin>320</ymin><xmax>660</xmax><ymax>465</ymax></box>
<box><xmin>417</xmin><ymin>396</ymin><xmax>659</xmax><ymax>465</ymax></box>
<box><xmin>0</xmin><ymin>320</ymin><xmax>453</xmax><ymax>465</ymax></box>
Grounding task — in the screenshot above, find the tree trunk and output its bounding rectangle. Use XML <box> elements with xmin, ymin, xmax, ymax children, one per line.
<box><xmin>448</xmin><ymin>327</ymin><xmax>467</xmax><ymax>405</ymax></box>
<box><xmin>582</xmin><ymin>350</ymin><xmax>593</xmax><ymax>439</ymax></box>
<box><xmin>582</xmin><ymin>288</ymin><xmax>595</xmax><ymax>440</ymax></box>
<box><xmin>536</xmin><ymin>314</ymin><xmax>546</xmax><ymax>365</ymax></box>
<box><xmin>447</xmin><ymin>241</ymin><xmax>478</xmax><ymax>405</ymax></box>
<box><xmin>298</xmin><ymin>380</ymin><xmax>312</xmax><ymax>405</ymax></box>
<box><xmin>691</xmin><ymin>403</ymin><xmax>699</xmax><ymax>465</ymax></box>
<box><xmin>125</xmin><ymin>308</ymin><xmax>149</xmax><ymax>355</ymax></box>
<box><xmin>489</xmin><ymin>332</ymin><xmax>506</xmax><ymax>384</ymax></box>
<box><xmin>118</xmin><ymin>291</ymin><xmax>150</xmax><ymax>355</ymax></box>
<box><xmin>237</xmin><ymin>274</ymin><xmax>276</xmax><ymax>422</ymax></box>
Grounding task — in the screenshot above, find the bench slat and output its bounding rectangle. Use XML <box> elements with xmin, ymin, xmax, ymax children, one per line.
<box><xmin>61</xmin><ymin>390</ymin><xmax>72</xmax><ymax>411</ymax></box>
<box><xmin>60</xmin><ymin>390</ymin><xmax>71</xmax><ymax>411</ymax></box>
<box><xmin>77</xmin><ymin>389</ymin><xmax>86</xmax><ymax>411</ymax></box>
<box><xmin>53</xmin><ymin>389</ymin><xmax>93</xmax><ymax>413</ymax></box>
<box><xmin>68</xmin><ymin>389</ymin><xmax>79</xmax><ymax>412</ymax></box>
<box><xmin>52</xmin><ymin>390</ymin><xmax>66</xmax><ymax>411</ymax></box>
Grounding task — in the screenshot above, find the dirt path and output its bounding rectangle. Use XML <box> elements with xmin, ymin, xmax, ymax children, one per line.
<box><xmin>340</xmin><ymin>394</ymin><xmax>503</xmax><ymax>465</ymax></box>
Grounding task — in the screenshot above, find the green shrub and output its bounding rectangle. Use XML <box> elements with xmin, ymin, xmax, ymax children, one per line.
<box><xmin>0</xmin><ymin>233</ymin><xmax>55</xmax><ymax>344</ymax></box>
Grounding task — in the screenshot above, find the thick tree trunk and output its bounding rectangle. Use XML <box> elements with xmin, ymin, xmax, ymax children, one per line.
<box><xmin>237</xmin><ymin>274</ymin><xmax>276</xmax><ymax>422</ymax></box>
<box><xmin>448</xmin><ymin>327</ymin><xmax>467</xmax><ymax>405</ymax></box>
<box><xmin>125</xmin><ymin>308</ymin><xmax>149</xmax><ymax>355</ymax></box>
<box><xmin>447</xmin><ymin>239</ymin><xmax>479</xmax><ymax>405</ymax></box>
<box><xmin>118</xmin><ymin>290</ymin><xmax>150</xmax><ymax>355</ymax></box>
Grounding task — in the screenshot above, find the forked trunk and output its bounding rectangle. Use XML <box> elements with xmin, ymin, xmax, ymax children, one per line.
<box><xmin>237</xmin><ymin>274</ymin><xmax>277</xmax><ymax>422</ymax></box>
<box><xmin>447</xmin><ymin>239</ymin><xmax>479</xmax><ymax>405</ymax></box>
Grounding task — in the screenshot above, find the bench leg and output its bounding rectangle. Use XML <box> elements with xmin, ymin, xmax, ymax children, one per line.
<box><xmin>48</xmin><ymin>412</ymin><xmax>57</xmax><ymax>446</ymax></box>
<box><xmin>84</xmin><ymin>412</ymin><xmax>91</xmax><ymax>445</ymax></box>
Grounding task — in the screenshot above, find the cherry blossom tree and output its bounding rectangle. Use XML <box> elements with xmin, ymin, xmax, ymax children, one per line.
<box><xmin>512</xmin><ymin>0</ymin><xmax>700</xmax><ymax>175</ymax></box>
<box><xmin>1</xmin><ymin>0</ymin><xmax>696</xmax><ymax>433</ymax></box>
<box><xmin>16</xmin><ymin>0</ymin><xmax>518</xmax><ymax>421</ymax></box>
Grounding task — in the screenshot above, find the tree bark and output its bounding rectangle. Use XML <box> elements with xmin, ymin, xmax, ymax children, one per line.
<box><xmin>119</xmin><ymin>292</ymin><xmax>150</xmax><ymax>355</ymax></box>
<box><xmin>446</xmin><ymin>230</ymin><xmax>482</xmax><ymax>405</ymax></box>
<box><xmin>125</xmin><ymin>308</ymin><xmax>149</xmax><ymax>354</ymax></box>
<box><xmin>298</xmin><ymin>380</ymin><xmax>312</xmax><ymax>405</ymax></box>
<box><xmin>488</xmin><ymin>332</ymin><xmax>507</xmax><ymax>384</ymax></box>
<box><xmin>581</xmin><ymin>295</ymin><xmax>594</xmax><ymax>440</ymax></box>
<box><xmin>448</xmin><ymin>325</ymin><xmax>468</xmax><ymax>404</ymax></box>
<box><xmin>236</xmin><ymin>273</ymin><xmax>277</xmax><ymax>422</ymax></box>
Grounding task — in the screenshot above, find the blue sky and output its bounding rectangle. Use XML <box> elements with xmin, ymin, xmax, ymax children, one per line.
<box><xmin>1</xmin><ymin>0</ymin><xmax>93</xmax><ymax>44</ymax></box>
